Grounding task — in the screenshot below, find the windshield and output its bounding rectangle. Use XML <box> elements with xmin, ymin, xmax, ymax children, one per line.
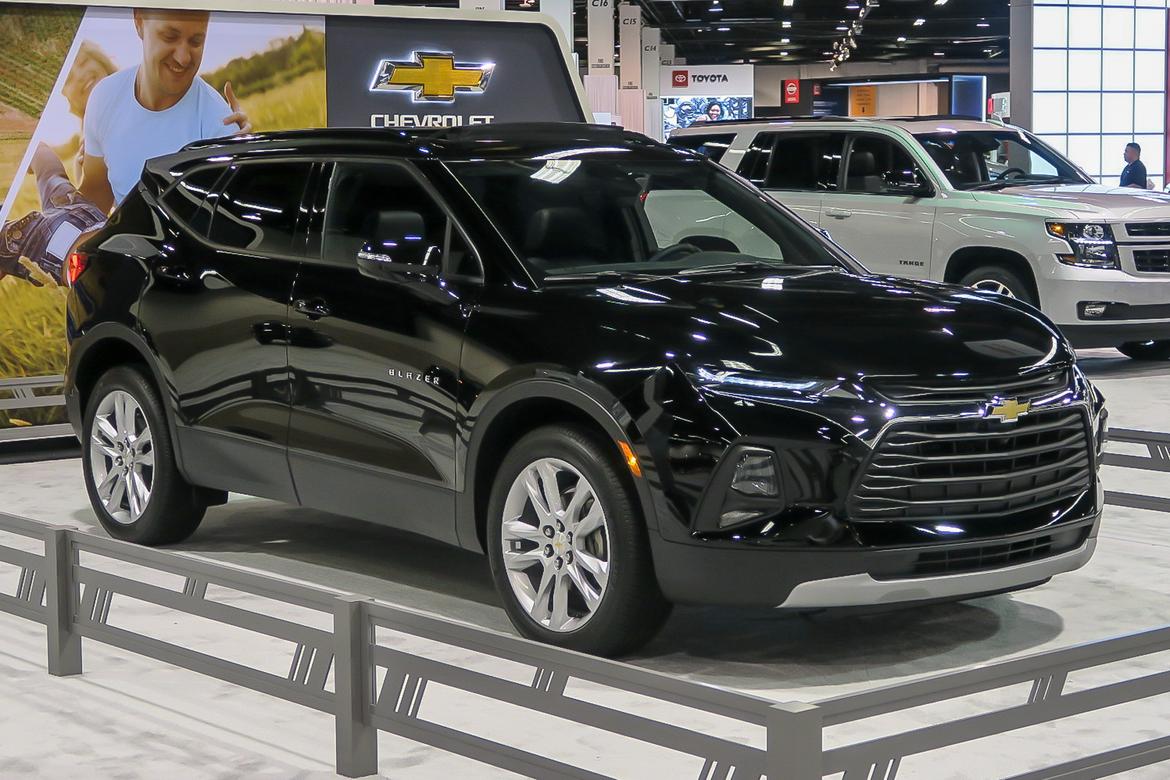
<box><xmin>446</xmin><ymin>155</ymin><xmax>853</xmax><ymax>279</ymax></box>
<box><xmin>914</xmin><ymin>129</ymin><xmax>1090</xmax><ymax>190</ymax></box>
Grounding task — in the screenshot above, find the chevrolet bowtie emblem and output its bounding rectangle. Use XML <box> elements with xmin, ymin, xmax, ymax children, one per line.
<box><xmin>370</xmin><ymin>52</ymin><xmax>494</xmax><ymax>103</ymax></box>
<box><xmin>988</xmin><ymin>398</ymin><xmax>1031</xmax><ymax>423</ymax></box>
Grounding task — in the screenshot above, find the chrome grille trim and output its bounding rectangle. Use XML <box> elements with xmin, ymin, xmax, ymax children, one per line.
<box><xmin>865</xmin><ymin>368</ymin><xmax>1070</xmax><ymax>405</ymax></box>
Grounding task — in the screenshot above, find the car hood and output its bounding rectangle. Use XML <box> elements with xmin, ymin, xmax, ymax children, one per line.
<box><xmin>570</xmin><ymin>268</ymin><xmax>1071</xmax><ymax>381</ymax></box>
<box><xmin>971</xmin><ymin>183</ymin><xmax>1170</xmax><ymax>220</ymax></box>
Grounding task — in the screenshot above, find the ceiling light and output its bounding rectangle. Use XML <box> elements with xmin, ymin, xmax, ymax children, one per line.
<box><xmin>933</xmin><ymin>51</ymin><xmax>944</xmax><ymax>56</ymax></box>
<box><xmin>782</xmin><ymin>0</ymin><xmax>794</xmax><ymax>6</ymax></box>
<box><xmin>822</xmin><ymin>50</ymin><xmax>833</xmax><ymax>55</ymax></box>
<box><xmin>782</xmin><ymin>20</ymin><xmax>791</xmax><ymax>28</ymax></box>
<box><xmin>934</xmin><ymin>0</ymin><xmax>948</xmax><ymax>5</ymax></box>
<box><xmin>836</xmin><ymin>25</ymin><xmax>848</xmax><ymax>31</ymax></box>
<box><xmin>977</xmin><ymin>20</ymin><xmax>990</xmax><ymax>27</ymax></box>
<box><xmin>780</xmin><ymin>51</ymin><xmax>789</xmax><ymax>56</ymax></box>
<box><xmin>780</xmin><ymin>37</ymin><xmax>790</xmax><ymax>43</ymax></box>
<box><xmin>724</xmin><ymin>42</ymin><xmax>734</xmax><ymax>45</ymax></box>
<box><xmin>718</xmin><ymin>26</ymin><xmax>730</xmax><ymax>31</ymax></box>
<box><xmin>913</xmin><ymin>18</ymin><xmax>925</xmax><ymax>26</ymax></box>
<box><xmin>897</xmin><ymin>35</ymin><xmax>907</xmax><ymax>42</ymax></box>
<box><xmin>846</xmin><ymin>3</ymin><xmax>860</xmax><ymax>8</ymax></box>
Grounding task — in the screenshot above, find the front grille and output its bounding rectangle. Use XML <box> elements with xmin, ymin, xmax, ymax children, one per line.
<box><xmin>865</xmin><ymin>368</ymin><xmax>1070</xmax><ymax>405</ymax></box>
<box><xmin>1126</xmin><ymin>222</ymin><xmax>1170</xmax><ymax>238</ymax></box>
<box><xmin>849</xmin><ymin>408</ymin><xmax>1093</xmax><ymax>522</ymax></box>
<box><xmin>1134</xmin><ymin>249</ymin><xmax>1170</xmax><ymax>273</ymax></box>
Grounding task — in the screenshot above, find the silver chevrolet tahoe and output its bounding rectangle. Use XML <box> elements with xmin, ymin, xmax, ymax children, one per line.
<box><xmin>671</xmin><ymin>117</ymin><xmax>1170</xmax><ymax>360</ymax></box>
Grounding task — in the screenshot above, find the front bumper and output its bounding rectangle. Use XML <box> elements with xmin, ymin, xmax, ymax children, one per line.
<box><xmin>1037</xmin><ymin>250</ymin><xmax>1170</xmax><ymax>346</ymax></box>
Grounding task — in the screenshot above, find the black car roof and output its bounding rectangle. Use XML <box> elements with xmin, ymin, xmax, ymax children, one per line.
<box><xmin>173</xmin><ymin>122</ymin><xmax>689</xmax><ymax>163</ymax></box>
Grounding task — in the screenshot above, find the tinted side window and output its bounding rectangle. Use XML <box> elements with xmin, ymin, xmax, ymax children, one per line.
<box><xmin>738</xmin><ymin>133</ymin><xmax>776</xmax><ymax>185</ymax></box>
<box><xmin>321</xmin><ymin>162</ymin><xmax>448</xmax><ymax>272</ymax></box>
<box><xmin>765</xmin><ymin>134</ymin><xmax>845</xmax><ymax>191</ymax></box>
<box><xmin>208</xmin><ymin>161</ymin><xmax>313</xmax><ymax>254</ymax></box>
<box><xmin>669</xmin><ymin>133</ymin><xmax>736</xmax><ymax>163</ymax></box>
<box><xmin>844</xmin><ymin>135</ymin><xmax>921</xmax><ymax>194</ymax></box>
<box><xmin>162</xmin><ymin>165</ymin><xmax>226</xmax><ymax>234</ymax></box>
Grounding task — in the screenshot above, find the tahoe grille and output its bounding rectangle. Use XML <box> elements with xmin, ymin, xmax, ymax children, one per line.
<box><xmin>866</xmin><ymin>368</ymin><xmax>1070</xmax><ymax>405</ymax></box>
<box><xmin>1125</xmin><ymin>222</ymin><xmax>1170</xmax><ymax>238</ymax></box>
<box><xmin>1134</xmin><ymin>249</ymin><xmax>1170</xmax><ymax>273</ymax></box>
<box><xmin>849</xmin><ymin>408</ymin><xmax>1093</xmax><ymax>522</ymax></box>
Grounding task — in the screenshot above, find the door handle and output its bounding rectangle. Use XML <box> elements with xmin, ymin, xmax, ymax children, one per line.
<box><xmin>294</xmin><ymin>297</ymin><xmax>332</xmax><ymax>320</ymax></box>
<box><xmin>825</xmin><ymin>208</ymin><xmax>854</xmax><ymax>219</ymax></box>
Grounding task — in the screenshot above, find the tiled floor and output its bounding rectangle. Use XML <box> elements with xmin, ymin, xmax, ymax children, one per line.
<box><xmin>0</xmin><ymin>349</ymin><xmax>1167</xmax><ymax>778</ymax></box>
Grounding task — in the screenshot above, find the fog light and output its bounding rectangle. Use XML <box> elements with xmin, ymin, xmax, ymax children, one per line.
<box><xmin>730</xmin><ymin>449</ymin><xmax>779</xmax><ymax>496</ymax></box>
<box><xmin>1082</xmin><ymin>302</ymin><xmax>1108</xmax><ymax>319</ymax></box>
<box><xmin>719</xmin><ymin>509</ymin><xmax>767</xmax><ymax>528</ymax></box>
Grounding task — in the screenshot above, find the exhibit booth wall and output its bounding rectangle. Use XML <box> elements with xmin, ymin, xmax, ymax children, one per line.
<box><xmin>0</xmin><ymin>0</ymin><xmax>587</xmax><ymax>443</ymax></box>
<box><xmin>1011</xmin><ymin>0</ymin><xmax>1167</xmax><ymax>188</ymax></box>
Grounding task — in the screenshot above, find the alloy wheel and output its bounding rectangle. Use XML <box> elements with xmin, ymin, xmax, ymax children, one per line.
<box><xmin>500</xmin><ymin>457</ymin><xmax>611</xmax><ymax>632</ymax></box>
<box><xmin>88</xmin><ymin>390</ymin><xmax>155</xmax><ymax>524</ymax></box>
<box><xmin>971</xmin><ymin>279</ymin><xmax>1017</xmax><ymax>298</ymax></box>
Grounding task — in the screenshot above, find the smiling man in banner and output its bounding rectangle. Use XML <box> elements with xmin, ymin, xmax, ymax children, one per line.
<box><xmin>0</xmin><ymin>8</ymin><xmax>250</xmax><ymax>284</ymax></box>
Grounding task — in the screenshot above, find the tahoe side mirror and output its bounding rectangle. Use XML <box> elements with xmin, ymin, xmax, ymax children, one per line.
<box><xmin>882</xmin><ymin>168</ymin><xmax>933</xmax><ymax>198</ymax></box>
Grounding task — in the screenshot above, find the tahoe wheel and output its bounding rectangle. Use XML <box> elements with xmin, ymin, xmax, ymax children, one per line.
<box><xmin>1118</xmin><ymin>340</ymin><xmax>1170</xmax><ymax>361</ymax></box>
<box><xmin>960</xmin><ymin>265</ymin><xmax>1036</xmax><ymax>305</ymax></box>
<box><xmin>487</xmin><ymin>426</ymin><xmax>670</xmax><ymax>656</ymax></box>
<box><xmin>83</xmin><ymin>366</ymin><xmax>208</xmax><ymax>545</ymax></box>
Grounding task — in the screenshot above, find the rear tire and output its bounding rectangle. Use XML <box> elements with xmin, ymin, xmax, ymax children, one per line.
<box><xmin>959</xmin><ymin>264</ymin><xmax>1037</xmax><ymax>305</ymax></box>
<box><xmin>82</xmin><ymin>365</ymin><xmax>208</xmax><ymax>545</ymax></box>
<box><xmin>1118</xmin><ymin>340</ymin><xmax>1170</xmax><ymax>361</ymax></box>
<box><xmin>486</xmin><ymin>425</ymin><xmax>671</xmax><ymax>656</ymax></box>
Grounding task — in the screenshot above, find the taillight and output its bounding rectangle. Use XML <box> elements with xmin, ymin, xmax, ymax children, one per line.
<box><xmin>66</xmin><ymin>251</ymin><xmax>88</xmax><ymax>286</ymax></box>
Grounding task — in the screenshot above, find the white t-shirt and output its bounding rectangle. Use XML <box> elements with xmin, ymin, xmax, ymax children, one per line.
<box><xmin>83</xmin><ymin>66</ymin><xmax>234</xmax><ymax>205</ymax></box>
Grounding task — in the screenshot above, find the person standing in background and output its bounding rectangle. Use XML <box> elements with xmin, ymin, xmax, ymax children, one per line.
<box><xmin>1120</xmin><ymin>142</ymin><xmax>1148</xmax><ymax>189</ymax></box>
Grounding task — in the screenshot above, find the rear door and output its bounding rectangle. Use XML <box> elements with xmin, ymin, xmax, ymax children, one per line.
<box><xmin>740</xmin><ymin>131</ymin><xmax>846</xmax><ymax>228</ymax></box>
<box><xmin>820</xmin><ymin>132</ymin><xmax>936</xmax><ymax>277</ymax></box>
<box><xmin>285</xmin><ymin>159</ymin><xmax>478</xmax><ymax>544</ymax></box>
<box><xmin>141</xmin><ymin>158</ymin><xmax>312</xmax><ymax>502</ymax></box>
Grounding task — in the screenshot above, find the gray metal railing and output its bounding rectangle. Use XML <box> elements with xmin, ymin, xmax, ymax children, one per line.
<box><xmin>2</xmin><ymin>510</ymin><xmax>1169</xmax><ymax>778</ymax></box>
<box><xmin>0</xmin><ymin>375</ymin><xmax>72</xmax><ymax>441</ymax></box>
<box><xmin>1104</xmin><ymin>427</ymin><xmax>1170</xmax><ymax>514</ymax></box>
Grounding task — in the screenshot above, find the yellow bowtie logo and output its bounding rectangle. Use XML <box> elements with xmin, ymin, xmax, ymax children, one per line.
<box><xmin>988</xmin><ymin>398</ymin><xmax>1031</xmax><ymax>423</ymax></box>
<box><xmin>370</xmin><ymin>52</ymin><xmax>494</xmax><ymax>103</ymax></box>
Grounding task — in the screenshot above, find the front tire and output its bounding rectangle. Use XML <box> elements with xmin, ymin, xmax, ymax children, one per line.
<box><xmin>960</xmin><ymin>264</ymin><xmax>1037</xmax><ymax>305</ymax></box>
<box><xmin>1118</xmin><ymin>340</ymin><xmax>1170</xmax><ymax>361</ymax></box>
<box><xmin>82</xmin><ymin>366</ymin><xmax>208</xmax><ymax>545</ymax></box>
<box><xmin>486</xmin><ymin>426</ymin><xmax>670</xmax><ymax>656</ymax></box>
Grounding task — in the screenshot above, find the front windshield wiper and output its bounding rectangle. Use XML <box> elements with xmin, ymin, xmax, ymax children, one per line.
<box><xmin>543</xmin><ymin>270</ymin><xmax>653</xmax><ymax>284</ymax></box>
<box><xmin>677</xmin><ymin>261</ymin><xmax>782</xmax><ymax>276</ymax></box>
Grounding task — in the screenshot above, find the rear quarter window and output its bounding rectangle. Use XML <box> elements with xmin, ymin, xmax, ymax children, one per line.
<box><xmin>160</xmin><ymin>165</ymin><xmax>227</xmax><ymax>235</ymax></box>
<box><xmin>668</xmin><ymin>133</ymin><xmax>737</xmax><ymax>163</ymax></box>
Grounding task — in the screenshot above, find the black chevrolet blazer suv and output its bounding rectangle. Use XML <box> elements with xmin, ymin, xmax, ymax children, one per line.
<box><xmin>64</xmin><ymin>123</ymin><xmax>1107</xmax><ymax>655</ymax></box>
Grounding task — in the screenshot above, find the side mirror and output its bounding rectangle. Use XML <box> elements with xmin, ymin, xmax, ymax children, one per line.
<box><xmin>882</xmin><ymin>169</ymin><xmax>933</xmax><ymax>198</ymax></box>
<box><xmin>356</xmin><ymin>240</ymin><xmax>440</xmax><ymax>281</ymax></box>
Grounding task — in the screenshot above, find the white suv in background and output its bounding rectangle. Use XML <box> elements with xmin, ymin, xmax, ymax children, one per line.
<box><xmin>670</xmin><ymin>117</ymin><xmax>1170</xmax><ymax>360</ymax></box>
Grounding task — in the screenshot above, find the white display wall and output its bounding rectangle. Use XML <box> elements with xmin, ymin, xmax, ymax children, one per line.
<box><xmin>1031</xmin><ymin>0</ymin><xmax>1166</xmax><ymax>188</ymax></box>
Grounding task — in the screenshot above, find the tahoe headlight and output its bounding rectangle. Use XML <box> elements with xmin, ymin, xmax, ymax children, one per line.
<box><xmin>1047</xmin><ymin>222</ymin><xmax>1120</xmax><ymax>269</ymax></box>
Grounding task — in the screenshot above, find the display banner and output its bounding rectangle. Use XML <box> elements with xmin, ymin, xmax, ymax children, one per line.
<box><xmin>658</xmin><ymin>64</ymin><xmax>753</xmax><ymax>97</ymax></box>
<box><xmin>586</xmin><ymin>0</ymin><xmax>614</xmax><ymax>75</ymax></box>
<box><xmin>783</xmin><ymin>79</ymin><xmax>800</xmax><ymax>105</ymax></box>
<box><xmin>0</xmin><ymin>1</ymin><xmax>585</xmax><ymax>437</ymax></box>
<box><xmin>640</xmin><ymin>26</ymin><xmax>660</xmax><ymax>99</ymax></box>
<box><xmin>618</xmin><ymin>2</ymin><xmax>641</xmax><ymax>89</ymax></box>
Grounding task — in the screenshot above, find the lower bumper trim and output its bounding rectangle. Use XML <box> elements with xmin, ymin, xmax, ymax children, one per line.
<box><xmin>775</xmin><ymin>537</ymin><xmax>1096</xmax><ymax>608</ymax></box>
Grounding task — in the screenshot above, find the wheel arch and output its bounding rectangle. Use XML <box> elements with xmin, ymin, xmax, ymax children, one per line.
<box><xmin>943</xmin><ymin>246</ymin><xmax>1041</xmax><ymax>304</ymax></box>
<box><xmin>69</xmin><ymin>325</ymin><xmax>193</xmax><ymax>482</ymax></box>
<box><xmin>456</xmin><ymin>378</ymin><xmax>658</xmax><ymax>555</ymax></box>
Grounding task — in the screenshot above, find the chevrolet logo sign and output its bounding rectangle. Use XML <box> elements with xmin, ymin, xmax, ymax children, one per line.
<box><xmin>370</xmin><ymin>52</ymin><xmax>494</xmax><ymax>103</ymax></box>
<box><xmin>988</xmin><ymin>398</ymin><xmax>1031</xmax><ymax>423</ymax></box>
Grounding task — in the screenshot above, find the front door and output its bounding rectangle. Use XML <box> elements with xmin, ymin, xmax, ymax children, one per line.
<box><xmin>286</xmin><ymin>160</ymin><xmax>477</xmax><ymax>544</ymax></box>
<box><xmin>819</xmin><ymin>133</ymin><xmax>936</xmax><ymax>278</ymax></box>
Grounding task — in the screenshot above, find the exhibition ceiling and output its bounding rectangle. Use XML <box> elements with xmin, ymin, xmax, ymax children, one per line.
<box><xmin>379</xmin><ymin>0</ymin><xmax>1011</xmax><ymax>66</ymax></box>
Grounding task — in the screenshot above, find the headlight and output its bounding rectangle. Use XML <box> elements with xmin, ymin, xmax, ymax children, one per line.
<box><xmin>1047</xmin><ymin>222</ymin><xmax>1119</xmax><ymax>269</ymax></box>
<box><xmin>690</xmin><ymin>366</ymin><xmax>844</xmax><ymax>397</ymax></box>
